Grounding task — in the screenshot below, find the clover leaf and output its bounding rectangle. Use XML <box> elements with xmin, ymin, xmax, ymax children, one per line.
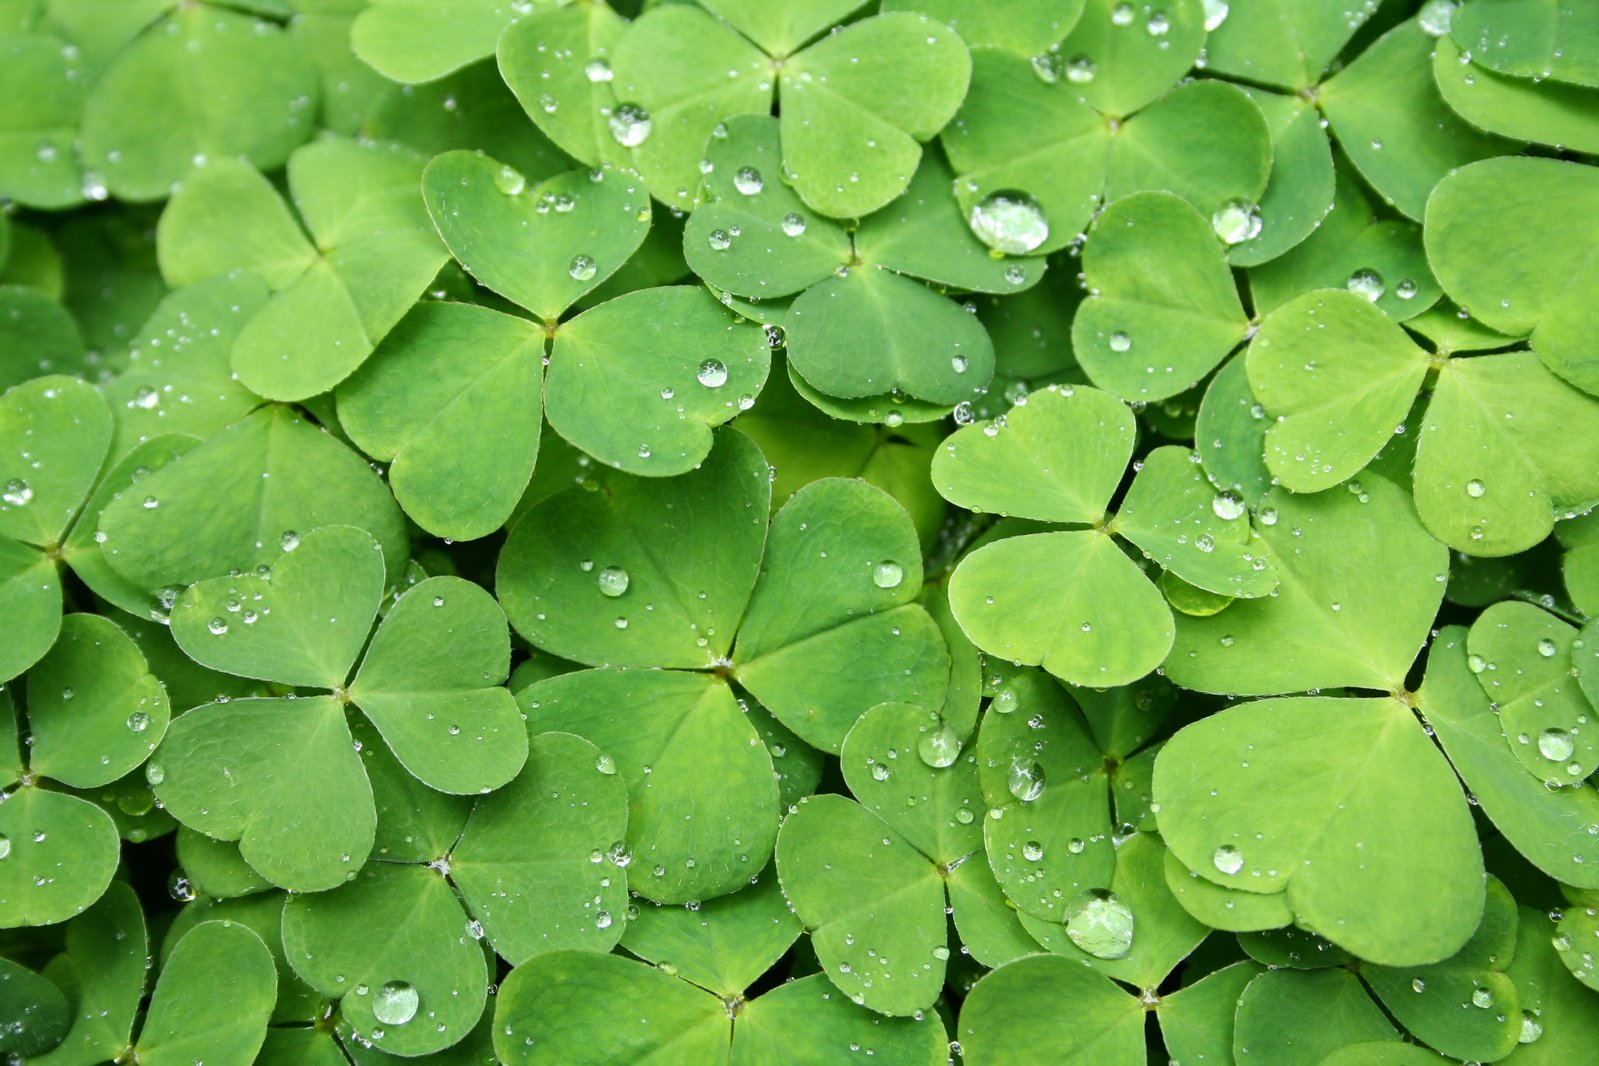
<box><xmin>516</xmin><ymin>2</ymin><xmax>971</xmax><ymax>216</ymax></box>
<box><xmin>156</xmin><ymin>137</ymin><xmax>448</xmax><ymax>401</ymax></box>
<box><xmin>493</xmin><ymin>950</ymin><xmax>950</xmax><ymax>1064</ymax></box>
<box><xmin>151</xmin><ymin>525</ymin><xmax>524</xmax><ymax>891</ymax></box>
<box><xmin>934</xmin><ymin>384</ymin><xmax>1276</xmax><ymax>686</ymax></box>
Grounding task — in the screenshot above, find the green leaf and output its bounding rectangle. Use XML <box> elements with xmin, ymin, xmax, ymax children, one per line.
<box><xmin>498</xmin><ymin>428</ymin><xmax>769</xmax><ymax>669</ymax></box>
<box><xmin>1156</xmin><ymin>961</ymin><xmax>1261</xmax><ymax>1066</ymax></box>
<box><xmin>524</xmin><ymin>669</ymin><xmax>779</xmax><ymax>904</ymax></box>
<box><xmin>350</xmin><ymin>575</ymin><xmax>525</xmax><ymax>795</ymax></box>
<box><xmin>133</xmin><ymin>920</ymin><xmax>276</xmax><ymax>1066</ymax></box>
<box><xmin>1163</xmin><ymin>847</ymin><xmax>1294</xmax><ymax>932</ymax></box>
<box><xmin>0</xmin><ymin>539</ymin><xmax>61</xmax><ymax>686</ymax></box>
<box><xmin>1467</xmin><ymin>601</ymin><xmax>1595</xmax><ymax>785</ymax></box>
<box><xmin>950</xmin><ymin>530</ymin><xmax>1173</xmax><ymax>687</ymax></box>
<box><xmin>0</xmin><ymin>957</ymin><xmax>68</xmax><ymax>1058</ymax></box>
<box><xmin>956</xmin><ymin>954</ymin><xmax>1145</xmax><ymax>1065</ymax></box>
<box><xmin>1154</xmin><ymin>695</ymin><xmax>1484</xmax><ymax>966</ymax></box>
<box><xmin>151</xmin><ymin>696</ymin><xmax>375</xmax><ymax>893</ymax></box>
<box><xmin>974</xmin><ymin>672</ymin><xmax>1115</xmax><ymax>921</ymax></box>
<box><xmin>732</xmin><ymin>971</ymin><xmax>949</xmax><ymax>1064</ymax></box>
<box><xmin>840</xmin><ymin>702</ymin><xmax>983</xmax><ymax>866</ymax></box>
<box><xmin>786</xmin><ymin>266</ymin><xmax>995</xmax><ymax>406</ymax></box>
<box><xmin>1247</xmin><ymin>290</ymin><xmax>1430</xmax><ymax>493</ymax></box>
<box><xmin>1425</xmin><ymin>156</ymin><xmax>1599</xmax><ymax>396</ymax></box>
<box><xmin>495</xmin><ymin>951</ymin><xmax>730</xmax><ymax>1064</ymax></box>
<box><xmin>27</xmin><ymin>614</ymin><xmax>167</xmax><ymax>789</ymax></box>
<box><xmin>700</xmin><ymin>0</ymin><xmax>867</xmax><ymax>56</ymax></box>
<box><xmin>1434</xmin><ymin>34</ymin><xmax>1599</xmax><ymax>155</ymax></box>
<box><xmin>31</xmin><ymin>880</ymin><xmax>146</xmax><ymax>1065</ymax></box>
<box><xmin>774</xmin><ymin>793</ymin><xmax>947</xmax><ymax>1016</ymax></box>
<box><xmin>1417</xmin><ymin>353</ymin><xmax>1599</xmax><ymax>556</ymax></box>
<box><xmin>155</xmin><ymin>160</ymin><xmax>314</xmax><ymax>292</ymax></box>
<box><xmin>624</xmin><ymin>870</ymin><xmax>800</xmax><ymax>997</ymax></box>
<box><xmin>1203</xmin><ymin>0</ymin><xmax>1374</xmax><ymax>90</ymax></box>
<box><xmin>0</xmin><ymin>34</ymin><xmax>87</xmax><ymax>209</ymax></box>
<box><xmin>1072</xmin><ymin>192</ymin><xmax>1249</xmax><ymax>402</ymax></box>
<box><xmin>338</xmin><ymin>301</ymin><xmax>542</xmax><ymax>541</ymax></box>
<box><xmin>734</xmin><ymin>478</ymin><xmax>948</xmax><ymax>752</ymax></box>
<box><xmin>1168</xmin><ymin>473</ymin><xmax>1447</xmax><ymax>694</ymax></box>
<box><xmin>97</xmin><ymin>405</ymin><xmax>408</xmax><ymax>596</ymax></box>
<box><xmin>1228</xmin><ymin>89</ymin><xmax>1336</xmax><ymax>267</ymax></box>
<box><xmin>99</xmin><ymin>273</ymin><xmax>267</xmax><ymax>462</ymax></box>
<box><xmin>498</xmin><ymin>3</ymin><xmax>629</xmax><ymax>167</ymax></box>
<box><xmin>0</xmin><ymin>285</ymin><xmax>84</xmax><ymax>392</ymax></box>
<box><xmin>1194</xmin><ymin>354</ymin><xmax>1273</xmax><ymax>504</ymax></box>
<box><xmin>932</xmin><ymin>383</ymin><xmax>1134</xmax><ymax>523</ymax></box>
<box><xmin>450</xmin><ymin>730</ymin><xmax>629</xmax><ymax>963</ymax></box>
<box><xmin>423</xmin><ymin>155</ymin><xmax>649</xmax><ymax>324</ymax></box>
<box><xmin>778</xmin><ymin>12</ymin><xmax>971</xmax><ymax>218</ymax></box>
<box><xmin>0</xmin><ymin>786</ymin><xmax>119</xmax><ymax>926</ymax></box>
<box><xmin>0</xmin><ymin>375</ymin><xmax>111</xmax><ymax>548</ymax></box>
<box><xmin>171</xmin><ymin>524</ymin><xmax>384</xmax><ymax>689</ymax></box>
<box><xmin>160</xmin><ymin>892</ymin><xmax>319</xmax><ymax>1026</ymax></box>
<box><xmin>1452</xmin><ymin>0</ymin><xmax>1599</xmax><ymax>86</ymax></box>
<box><xmin>880</xmin><ymin>0</ymin><xmax>1083</xmax><ymax>54</ymax></box>
<box><xmin>1231</xmin><ymin>969</ymin><xmax>1397</xmax><ymax>1064</ymax></box>
<box><xmin>608</xmin><ymin>4</ymin><xmax>773</xmax><ymax>210</ymax></box>
<box><xmin>1507</xmin><ymin>904</ymin><xmax>1599</xmax><ymax>1062</ymax></box>
<box><xmin>352</xmin><ymin>0</ymin><xmax>552</xmax><ymax>84</ymax></box>
<box><xmin>548</xmin><ymin>286</ymin><xmax>771</xmax><ymax>475</ymax></box>
<box><xmin>1364</xmin><ymin>877</ymin><xmax>1523</xmax><ymax>1063</ymax></box>
<box><xmin>176</xmin><ymin>826</ymin><xmax>270</xmax><ymax>900</ymax></box>
<box><xmin>80</xmin><ymin>6</ymin><xmax>318</xmax><ymax>203</ymax></box>
<box><xmin>1318</xmin><ymin>18</ymin><xmax>1518</xmax><ymax>220</ymax></box>
<box><xmin>1052</xmin><ymin>0</ymin><xmax>1204</xmax><ymax>116</ymax></box>
<box><xmin>282</xmin><ymin>861</ymin><xmax>487</xmax><ymax>1056</ymax></box>
<box><xmin>945</xmin><ymin>852</ymin><xmax>1043</xmax><ymax>969</ymax></box>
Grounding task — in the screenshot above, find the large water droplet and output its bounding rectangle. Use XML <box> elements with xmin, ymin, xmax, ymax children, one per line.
<box><xmin>1418</xmin><ymin>0</ymin><xmax>1458</xmax><ymax>37</ymax></box>
<box><xmin>1212</xmin><ymin>198</ymin><xmax>1262</xmax><ymax>245</ymax></box>
<box><xmin>373</xmin><ymin>980</ymin><xmax>420</xmax><ymax>1026</ymax></box>
<box><xmin>1347</xmin><ymin>268</ymin><xmax>1385</xmax><ymax>302</ymax></box>
<box><xmin>2</xmin><ymin>479</ymin><xmax>32</xmax><ymax>507</ymax></box>
<box><xmin>127</xmin><ymin>711</ymin><xmax>151</xmax><ymax>733</ymax></box>
<box><xmin>1065</xmin><ymin>55</ymin><xmax>1098</xmax><ymax>83</ymax></box>
<box><xmin>1211</xmin><ymin>491</ymin><xmax>1246</xmax><ymax>521</ymax></box>
<box><xmin>1064</xmin><ymin>889</ymin><xmax>1134</xmax><ymax>960</ymax></box>
<box><xmin>608</xmin><ymin>103</ymin><xmax>652</xmax><ymax>147</ymax></box>
<box><xmin>1007</xmin><ymin>759</ymin><xmax>1045</xmax><ymax>802</ymax></box>
<box><xmin>1108</xmin><ymin>331</ymin><xmax>1132</xmax><ymax>353</ymax></box>
<box><xmin>697</xmin><ymin>360</ymin><xmax>729</xmax><ymax>388</ymax></box>
<box><xmin>596</xmin><ymin>565</ymin><xmax>629</xmax><ymax>598</ymax></box>
<box><xmin>1213</xmin><ymin>844</ymin><xmax>1244</xmax><ymax>875</ymax></box>
<box><xmin>1466</xmin><ymin>479</ymin><xmax>1486</xmax><ymax>498</ymax></box>
<box><xmin>1202</xmin><ymin>0</ymin><xmax>1230</xmax><ymax>31</ymax></box>
<box><xmin>969</xmin><ymin>191</ymin><xmax>1049</xmax><ymax>255</ymax></box>
<box><xmin>584</xmin><ymin>57</ymin><xmax>613</xmax><ymax>83</ymax></box>
<box><xmin>0</xmin><ymin>834</ymin><xmax>9</xmax><ymax>860</ymax></box>
<box><xmin>1539</xmin><ymin>729</ymin><xmax>1576</xmax><ymax>763</ymax></box>
<box><xmin>569</xmin><ymin>254</ymin><xmax>597</xmax><ymax>281</ymax></box>
<box><xmin>494</xmin><ymin>165</ymin><xmax>526</xmax><ymax>196</ymax></box>
<box><xmin>1538</xmin><ymin>637</ymin><xmax>1559</xmax><ymax>658</ymax></box>
<box><xmin>207</xmin><ymin>618</ymin><xmax>228</xmax><ymax>636</ymax></box>
<box><xmin>872</xmin><ymin>560</ymin><xmax>904</xmax><ymax>589</ymax></box>
<box><xmin>918</xmin><ymin>724</ymin><xmax>962</xmax><ymax>768</ymax></box>
<box><xmin>1021</xmin><ymin>840</ymin><xmax>1044</xmax><ymax>861</ymax></box>
<box><xmin>733</xmin><ymin>166</ymin><xmax>763</xmax><ymax>195</ymax></box>
<box><xmin>1520</xmin><ymin>1011</ymin><xmax>1543</xmax><ymax>1043</ymax></box>
<box><xmin>781</xmin><ymin>213</ymin><xmax>807</xmax><ymax>237</ymax></box>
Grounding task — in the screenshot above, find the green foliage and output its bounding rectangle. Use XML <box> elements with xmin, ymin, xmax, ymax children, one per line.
<box><xmin>1</xmin><ymin>0</ymin><xmax>1598</xmax><ymax>1062</ymax></box>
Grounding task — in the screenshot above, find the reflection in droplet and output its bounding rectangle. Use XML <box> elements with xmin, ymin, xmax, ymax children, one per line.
<box><xmin>1213</xmin><ymin>844</ymin><xmax>1244</xmax><ymax>875</ymax></box>
<box><xmin>1064</xmin><ymin>889</ymin><xmax>1134</xmax><ymax>960</ymax></box>
<box><xmin>373</xmin><ymin>980</ymin><xmax>420</xmax><ymax>1026</ymax></box>
<box><xmin>969</xmin><ymin>191</ymin><xmax>1050</xmax><ymax>255</ymax></box>
<box><xmin>608</xmin><ymin>103</ymin><xmax>652</xmax><ymax>147</ymax></box>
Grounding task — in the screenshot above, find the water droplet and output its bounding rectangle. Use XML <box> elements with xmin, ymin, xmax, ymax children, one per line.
<box><xmin>1347</xmin><ymin>268</ymin><xmax>1385</xmax><ymax>302</ymax></box>
<box><xmin>208</xmin><ymin>617</ymin><xmax>228</xmax><ymax>635</ymax></box>
<box><xmin>168</xmin><ymin>873</ymin><xmax>195</xmax><ymax>902</ymax></box>
<box><xmin>1211</xmin><ymin>492</ymin><xmax>1246</xmax><ymax>521</ymax></box>
<box><xmin>1213</xmin><ymin>844</ymin><xmax>1244</xmax><ymax>875</ymax></box>
<box><xmin>127</xmin><ymin>711</ymin><xmax>150</xmax><ymax>732</ymax></box>
<box><xmin>1539</xmin><ymin>729</ymin><xmax>1576</xmax><ymax>763</ymax></box>
<box><xmin>596</xmin><ymin>565</ymin><xmax>630</xmax><ymax>598</ymax></box>
<box><xmin>1111</xmin><ymin>3</ymin><xmax>1136</xmax><ymax>26</ymax></box>
<box><xmin>954</xmin><ymin>807</ymin><xmax>975</xmax><ymax>824</ymax></box>
<box><xmin>1022</xmin><ymin>840</ymin><xmax>1044</xmax><ymax>861</ymax></box>
<box><xmin>146</xmin><ymin>763</ymin><xmax>165</xmax><ymax>785</ymax></box>
<box><xmin>697</xmin><ymin>360</ymin><xmax>729</xmax><ymax>388</ymax></box>
<box><xmin>733</xmin><ymin>167</ymin><xmax>763</xmax><ymax>195</ymax></box>
<box><xmin>1467</xmin><ymin>653</ymin><xmax>1487</xmax><ymax>674</ymax></box>
<box><xmin>918</xmin><ymin>724</ymin><xmax>962</xmax><ymax>768</ymax></box>
<box><xmin>1068</xmin><ymin>837</ymin><xmax>1086</xmax><ymax>854</ymax></box>
<box><xmin>1064</xmin><ymin>889</ymin><xmax>1134</xmax><ymax>960</ymax></box>
<box><xmin>595</xmin><ymin>910</ymin><xmax>613</xmax><ymax>929</ymax></box>
<box><xmin>1146</xmin><ymin>11</ymin><xmax>1170</xmax><ymax>35</ymax></box>
<box><xmin>595</xmin><ymin>753</ymin><xmax>618</xmax><ymax>775</ymax></box>
<box><xmin>1212</xmin><ymin>198</ymin><xmax>1262</xmax><ymax>245</ymax></box>
<box><xmin>1108</xmin><ymin>331</ymin><xmax>1132</xmax><ymax>353</ymax></box>
<box><xmin>1007</xmin><ymin>759</ymin><xmax>1045</xmax><ymax>803</ymax></box>
<box><xmin>1395</xmin><ymin>278</ymin><xmax>1418</xmax><ymax>300</ymax></box>
<box><xmin>872</xmin><ymin>560</ymin><xmax>904</xmax><ymax>589</ymax></box>
<box><xmin>1418</xmin><ymin>0</ymin><xmax>1457</xmax><ymax>37</ymax></box>
<box><xmin>0</xmin><ymin>835</ymin><xmax>9</xmax><ymax>860</ymax></box>
<box><xmin>781</xmin><ymin>213</ymin><xmax>807</xmax><ymax>237</ymax></box>
<box><xmin>1202</xmin><ymin>0</ymin><xmax>1230</xmax><ymax>31</ymax></box>
<box><xmin>494</xmin><ymin>165</ymin><xmax>526</xmax><ymax>196</ymax></box>
<box><xmin>608</xmin><ymin>103</ymin><xmax>652</xmax><ymax>147</ymax></box>
<box><xmin>1412</xmin><ymin>978</ymin><xmax>1427</xmax><ymax>993</ymax></box>
<box><xmin>1471</xmin><ymin>987</ymin><xmax>1494</xmax><ymax>1009</ymax></box>
<box><xmin>1466</xmin><ymin>479</ymin><xmax>1486</xmax><ymax>498</ymax></box>
<box><xmin>871</xmin><ymin>762</ymin><xmax>892</xmax><ymax>781</ymax></box>
<box><xmin>969</xmin><ymin>191</ymin><xmax>1049</xmax><ymax>255</ymax></box>
<box><xmin>373</xmin><ymin>980</ymin><xmax>420</xmax><ymax>1026</ymax></box>
<box><xmin>569</xmin><ymin>255</ymin><xmax>597</xmax><ymax>281</ymax></box>
<box><xmin>3</xmin><ymin>479</ymin><xmax>33</xmax><ymax>507</ymax></box>
<box><xmin>280</xmin><ymin>530</ymin><xmax>300</xmax><ymax>551</ymax></box>
<box><xmin>1520</xmin><ymin>1011</ymin><xmax>1543</xmax><ymax>1043</ymax></box>
<box><xmin>584</xmin><ymin>58</ymin><xmax>613</xmax><ymax>83</ymax></box>
<box><xmin>707</xmin><ymin>228</ymin><xmax>732</xmax><ymax>251</ymax></box>
<box><xmin>1065</xmin><ymin>55</ymin><xmax>1098</xmax><ymax>83</ymax></box>
<box><xmin>1538</xmin><ymin>637</ymin><xmax>1559</xmax><ymax>658</ymax></box>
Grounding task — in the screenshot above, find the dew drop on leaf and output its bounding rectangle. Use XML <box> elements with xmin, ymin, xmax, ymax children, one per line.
<box><xmin>1466</xmin><ymin>479</ymin><xmax>1486</xmax><ymax>498</ymax></box>
<box><xmin>1021</xmin><ymin>840</ymin><xmax>1044</xmax><ymax>861</ymax></box>
<box><xmin>568</xmin><ymin>255</ymin><xmax>597</xmax><ymax>281</ymax></box>
<box><xmin>1202</xmin><ymin>0</ymin><xmax>1230</xmax><ymax>31</ymax></box>
<box><xmin>2</xmin><ymin>479</ymin><xmax>32</xmax><ymax>507</ymax></box>
<box><xmin>1109</xmin><ymin>331</ymin><xmax>1132</xmax><ymax>353</ymax></box>
<box><xmin>595</xmin><ymin>753</ymin><xmax>618</xmax><ymax>775</ymax></box>
<box><xmin>0</xmin><ymin>834</ymin><xmax>10</xmax><ymax>860</ymax></box>
<box><xmin>1211</xmin><ymin>492</ymin><xmax>1246</xmax><ymax>521</ymax></box>
<box><xmin>1065</xmin><ymin>55</ymin><xmax>1097</xmax><ymax>84</ymax></box>
<box><xmin>1111</xmin><ymin>3</ymin><xmax>1135</xmax><ymax>26</ymax></box>
<box><xmin>127</xmin><ymin>711</ymin><xmax>150</xmax><ymax>732</ymax></box>
<box><xmin>1538</xmin><ymin>728</ymin><xmax>1575</xmax><ymax>763</ymax></box>
<box><xmin>1418</xmin><ymin>0</ymin><xmax>1457</xmax><ymax>37</ymax></box>
<box><xmin>918</xmin><ymin>723</ymin><xmax>962</xmax><ymax>768</ymax></box>
<box><xmin>1007</xmin><ymin>759</ymin><xmax>1045</xmax><ymax>802</ymax></box>
<box><xmin>697</xmin><ymin>360</ymin><xmax>729</xmax><ymax>388</ymax></box>
<box><xmin>1347</xmin><ymin>269</ymin><xmax>1385</xmax><ymax>302</ymax></box>
<box><xmin>1537</xmin><ymin>638</ymin><xmax>1558</xmax><ymax>658</ymax></box>
<box><xmin>608</xmin><ymin>103</ymin><xmax>652</xmax><ymax>147</ymax></box>
<box><xmin>207</xmin><ymin>617</ymin><xmax>228</xmax><ymax>635</ymax></box>
<box><xmin>1213</xmin><ymin>844</ymin><xmax>1244</xmax><ymax>875</ymax></box>
<box><xmin>1212</xmin><ymin>198</ymin><xmax>1262</xmax><ymax>245</ymax></box>
<box><xmin>373</xmin><ymin>980</ymin><xmax>420</xmax><ymax>1026</ymax></box>
<box><xmin>969</xmin><ymin>191</ymin><xmax>1049</xmax><ymax>255</ymax></box>
<box><xmin>781</xmin><ymin>213</ymin><xmax>807</xmax><ymax>237</ymax></box>
<box><xmin>872</xmin><ymin>560</ymin><xmax>904</xmax><ymax>589</ymax></box>
<box><xmin>1520</xmin><ymin>1012</ymin><xmax>1544</xmax><ymax>1043</ymax></box>
<box><xmin>733</xmin><ymin>167</ymin><xmax>763</xmax><ymax>196</ymax></box>
<box><xmin>584</xmin><ymin>58</ymin><xmax>613</xmax><ymax>83</ymax></box>
<box><xmin>1063</xmin><ymin>889</ymin><xmax>1134</xmax><ymax>960</ymax></box>
<box><xmin>493</xmin><ymin>165</ymin><xmax>526</xmax><ymax>196</ymax></box>
<box><xmin>597</xmin><ymin>565</ymin><xmax>629</xmax><ymax>597</ymax></box>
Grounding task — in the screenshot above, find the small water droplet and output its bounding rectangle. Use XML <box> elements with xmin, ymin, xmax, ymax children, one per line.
<box><xmin>584</xmin><ymin>57</ymin><xmax>613</xmax><ymax>83</ymax></box>
<box><xmin>208</xmin><ymin>617</ymin><xmax>228</xmax><ymax>635</ymax></box>
<box><xmin>1538</xmin><ymin>637</ymin><xmax>1559</xmax><ymax>658</ymax></box>
<box><xmin>1212</xmin><ymin>198</ymin><xmax>1262</xmax><ymax>245</ymax></box>
<box><xmin>1418</xmin><ymin>0</ymin><xmax>1457</xmax><ymax>37</ymax></box>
